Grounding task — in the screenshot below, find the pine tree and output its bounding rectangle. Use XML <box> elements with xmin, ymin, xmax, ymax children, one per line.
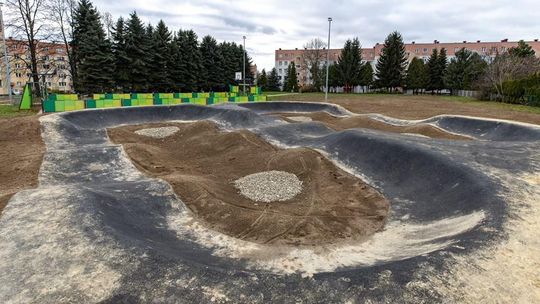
<box><xmin>508</xmin><ymin>40</ymin><xmax>536</xmax><ymax>58</ymax></box>
<box><xmin>71</xmin><ymin>0</ymin><xmax>93</xmax><ymax>92</ymax></box>
<box><xmin>359</xmin><ymin>63</ymin><xmax>374</xmax><ymax>92</ymax></box>
<box><xmin>218</xmin><ymin>42</ymin><xmax>237</xmax><ymax>87</ymax></box>
<box><xmin>284</xmin><ymin>62</ymin><xmax>299</xmax><ymax>92</ymax></box>
<box><xmin>200</xmin><ymin>35</ymin><xmax>225</xmax><ymax>91</ymax></box>
<box><xmin>125</xmin><ymin>12</ymin><xmax>151</xmax><ymax>92</ymax></box>
<box><xmin>438</xmin><ymin>48</ymin><xmax>448</xmax><ymax>91</ymax></box>
<box><xmin>444</xmin><ymin>48</ymin><xmax>487</xmax><ymax>93</ymax></box>
<box><xmin>375</xmin><ymin>31</ymin><xmax>408</xmax><ymax>91</ymax></box>
<box><xmin>168</xmin><ymin>33</ymin><xmax>184</xmax><ymax>91</ymax></box>
<box><xmin>267</xmin><ymin>68</ymin><xmax>280</xmax><ymax>91</ymax></box>
<box><xmin>336</xmin><ymin>38</ymin><xmax>362</xmax><ymax>93</ymax></box>
<box><xmin>426</xmin><ymin>48</ymin><xmax>448</xmax><ymax>93</ymax></box>
<box><xmin>426</xmin><ymin>48</ymin><xmax>440</xmax><ymax>93</ymax></box>
<box><xmin>149</xmin><ymin>20</ymin><xmax>172</xmax><ymax>91</ymax></box>
<box><xmin>177</xmin><ymin>30</ymin><xmax>202</xmax><ymax>91</ymax></box>
<box><xmin>257</xmin><ymin>69</ymin><xmax>268</xmax><ymax>90</ymax></box>
<box><xmin>405</xmin><ymin>57</ymin><xmax>428</xmax><ymax>94</ymax></box>
<box><xmin>73</xmin><ymin>0</ymin><xmax>114</xmax><ymax>93</ymax></box>
<box><xmin>111</xmin><ymin>17</ymin><xmax>130</xmax><ymax>91</ymax></box>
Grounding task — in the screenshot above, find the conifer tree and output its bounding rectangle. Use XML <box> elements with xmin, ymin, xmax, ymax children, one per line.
<box><xmin>359</xmin><ymin>63</ymin><xmax>374</xmax><ymax>92</ymax></box>
<box><xmin>336</xmin><ymin>38</ymin><xmax>362</xmax><ymax>93</ymax></box>
<box><xmin>267</xmin><ymin>68</ymin><xmax>281</xmax><ymax>91</ymax></box>
<box><xmin>284</xmin><ymin>62</ymin><xmax>299</xmax><ymax>92</ymax></box>
<box><xmin>405</xmin><ymin>57</ymin><xmax>428</xmax><ymax>94</ymax></box>
<box><xmin>375</xmin><ymin>31</ymin><xmax>408</xmax><ymax>91</ymax></box>
<box><xmin>508</xmin><ymin>40</ymin><xmax>536</xmax><ymax>58</ymax></box>
<box><xmin>200</xmin><ymin>35</ymin><xmax>225</xmax><ymax>91</ymax></box>
<box><xmin>257</xmin><ymin>69</ymin><xmax>268</xmax><ymax>90</ymax></box>
<box><xmin>111</xmin><ymin>17</ymin><xmax>130</xmax><ymax>91</ymax></box>
<box><xmin>177</xmin><ymin>30</ymin><xmax>203</xmax><ymax>91</ymax></box>
<box><xmin>73</xmin><ymin>0</ymin><xmax>114</xmax><ymax>93</ymax></box>
<box><xmin>125</xmin><ymin>12</ymin><xmax>150</xmax><ymax>92</ymax></box>
<box><xmin>150</xmin><ymin>20</ymin><xmax>172</xmax><ymax>91</ymax></box>
<box><xmin>438</xmin><ymin>48</ymin><xmax>448</xmax><ymax>91</ymax></box>
<box><xmin>444</xmin><ymin>48</ymin><xmax>487</xmax><ymax>93</ymax></box>
<box><xmin>426</xmin><ymin>48</ymin><xmax>440</xmax><ymax>93</ymax></box>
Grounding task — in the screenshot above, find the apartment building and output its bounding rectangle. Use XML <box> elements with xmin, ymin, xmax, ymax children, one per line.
<box><xmin>275</xmin><ymin>39</ymin><xmax>540</xmax><ymax>87</ymax></box>
<box><xmin>0</xmin><ymin>38</ymin><xmax>73</xmax><ymax>95</ymax></box>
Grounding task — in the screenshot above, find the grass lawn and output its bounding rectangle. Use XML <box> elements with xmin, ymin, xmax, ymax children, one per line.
<box><xmin>268</xmin><ymin>93</ymin><xmax>540</xmax><ymax>125</ymax></box>
<box><xmin>0</xmin><ymin>104</ymin><xmax>39</xmax><ymax>119</ymax></box>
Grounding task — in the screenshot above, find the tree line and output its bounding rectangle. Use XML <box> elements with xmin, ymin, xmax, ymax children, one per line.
<box><xmin>261</xmin><ymin>31</ymin><xmax>540</xmax><ymax>104</ymax></box>
<box><xmin>6</xmin><ymin>0</ymin><xmax>254</xmax><ymax>94</ymax></box>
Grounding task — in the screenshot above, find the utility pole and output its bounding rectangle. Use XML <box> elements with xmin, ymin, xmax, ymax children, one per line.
<box><xmin>243</xmin><ymin>35</ymin><xmax>246</xmax><ymax>95</ymax></box>
<box><xmin>0</xmin><ymin>2</ymin><xmax>12</xmax><ymax>104</ymax></box>
<box><xmin>325</xmin><ymin>17</ymin><xmax>332</xmax><ymax>103</ymax></box>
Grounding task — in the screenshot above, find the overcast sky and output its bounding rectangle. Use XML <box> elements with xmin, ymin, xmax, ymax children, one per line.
<box><xmin>92</xmin><ymin>0</ymin><xmax>540</xmax><ymax>71</ymax></box>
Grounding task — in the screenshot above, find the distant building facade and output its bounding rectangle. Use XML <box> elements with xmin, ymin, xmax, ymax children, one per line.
<box><xmin>0</xmin><ymin>37</ymin><xmax>72</xmax><ymax>95</ymax></box>
<box><xmin>275</xmin><ymin>39</ymin><xmax>540</xmax><ymax>87</ymax></box>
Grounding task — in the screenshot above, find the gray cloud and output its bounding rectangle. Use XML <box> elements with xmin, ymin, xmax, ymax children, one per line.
<box><xmin>92</xmin><ymin>0</ymin><xmax>540</xmax><ymax>70</ymax></box>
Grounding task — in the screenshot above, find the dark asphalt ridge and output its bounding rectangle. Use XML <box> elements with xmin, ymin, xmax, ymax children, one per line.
<box><xmin>0</xmin><ymin>102</ymin><xmax>539</xmax><ymax>303</ymax></box>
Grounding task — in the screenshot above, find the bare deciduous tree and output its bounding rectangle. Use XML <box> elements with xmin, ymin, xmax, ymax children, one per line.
<box><xmin>5</xmin><ymin>0</ymin><xmax>51</xmax><ymax>96</ymax></box>
<box><xmin>480</xmin><ymin>53</ymin><xmax>540</xmax><ymax>99</ymax></box>
<box><xmin>301</xmin><ymin>38</ymin><xmax>327</xmax><ymax>91</ymax></box>
<box><xmin>45</xmin><ymin>0</ymin><xmax>76</xmax><ymax>89</ymax></box>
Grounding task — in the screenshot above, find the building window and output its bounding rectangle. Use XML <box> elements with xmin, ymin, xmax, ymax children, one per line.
<box><xmin>15</xmin><ymin>63</ymin><xmax>21</xmax><ymax>68</ymax></box>
<box><xmin>501</xmin><ymin>47</ymin><xmax>506</xmax><ymax>52</ymax></box>
<box><xmin>59</xmin><ymin>82</ymin><xmax>67</xmax><ymax>87</ymax></box>
<box><xmin>57</xmin><ymin>56</ymin><xmax>65</xmax><ymax>61</ymax></box>
<box><xmin>15</xmin><ymin>73</ymin><xmax>22</xmax><ymax>77</ymax></box>
<box><xmin>423</xmin><ymin>48</ymin><xmax>428</xmax><ymax>53</ymax></box>
<box><xmin>278</xmin><ymin>68</ymin><xmax>282</xmax><ymax>73</ymax></box>
<box><xmin>415</xmin><ymin>49</ymin><xmax>419</xmax><ymax>53</ymax></box>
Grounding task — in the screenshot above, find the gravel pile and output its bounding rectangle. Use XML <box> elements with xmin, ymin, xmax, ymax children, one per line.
<box><xmin>135</xmin><ymin>126</ymin><xmax>180</xmax><ymax>138</ymax></box>
<box><xmin>233</xmin><ymin>170</ymin><xmax>303</xmax><ymax>202</ymax></box>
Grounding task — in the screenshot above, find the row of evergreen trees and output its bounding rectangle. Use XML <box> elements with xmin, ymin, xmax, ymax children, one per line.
<box><xmin>72</xmin><ymin>0</ymin><xmax>253</xmax><ymax>94</ymax></box>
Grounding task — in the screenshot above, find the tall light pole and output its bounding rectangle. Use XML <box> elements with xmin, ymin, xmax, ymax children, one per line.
<box><xmin>0</xmin><ymin>2</ymin><xmax>12</xmax><ymax>104</ymax></box>
<box><xmin>325</xmin><ymin>17</ymin><xmax>332</xmax><ymax>103</ymax></box>
<box><xmin>243</xmin><ymin>35</ymin><xmax>246</xmax><ymax>95</ymax></box>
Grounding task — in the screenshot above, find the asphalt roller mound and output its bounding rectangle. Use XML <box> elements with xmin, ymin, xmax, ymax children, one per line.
<box><xmin>0</xmin><ymin>102</ymin><xmax>539</xmax><ymax>303</ymax></box>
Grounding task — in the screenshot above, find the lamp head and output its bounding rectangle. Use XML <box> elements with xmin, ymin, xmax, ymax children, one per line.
<box><xmin>328</xmin><ymin>17</ymin><xmax>332</xmax><ymax>22</ymax></box>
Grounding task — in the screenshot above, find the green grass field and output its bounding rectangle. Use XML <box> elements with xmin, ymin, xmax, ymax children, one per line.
<box><xmin>0</xmin><ymin>104</ymin><xmax>39</xmax><ymax>118</ymax></box>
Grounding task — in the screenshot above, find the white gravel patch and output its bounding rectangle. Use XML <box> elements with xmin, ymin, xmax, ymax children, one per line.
<box><xmin>135</xmin><ymin>126</ymin><xmax>180</xmax><ymax>138</ymax></box>
<box><xmin>233</xmin><ymin>170</ymin><xmax>303</xmax><ymax>202</ymax></box>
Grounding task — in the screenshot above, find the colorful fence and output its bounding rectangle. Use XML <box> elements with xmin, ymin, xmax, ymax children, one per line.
<box><xmin>43</xmin><ymin>88</ymin><xmax>266</xmax><ymax>113</ymax></box>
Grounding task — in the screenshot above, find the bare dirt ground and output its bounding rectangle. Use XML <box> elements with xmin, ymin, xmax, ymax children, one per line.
<box><xmin>0</xmin><ymin>116</ymin><xmax>44</xmax><ymax>215</ymax></box>
<box><xmin>272</xmin><ymin>111</ymin><xmax>471</xmax><ymax>140</ymax></box>
<box><xmin>108</xmin><ymin>121</ymin><xmax>390</xmax><ymax>245</ymax></box>
<box><xmin>272</xmin><ymin>94</ymin><xmax>540</xmax><ymax>125</ymax></box>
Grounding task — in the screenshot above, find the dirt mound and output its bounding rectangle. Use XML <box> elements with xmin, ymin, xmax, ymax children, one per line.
<box><xmin>108</xmin><ymin>121</ymin><xmax>389</xmax><ymax>246</ymax></box>
<box><xmin>0</xmin><ymin>115</ymin><xmax>44</xmax><ymax>214</ymax></box>
<box><xmin>274</xmin><ymin>112</ymin><xmax>471</xmax><ymax>140</ymax></box>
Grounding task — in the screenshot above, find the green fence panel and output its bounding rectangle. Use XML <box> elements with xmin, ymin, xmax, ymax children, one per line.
<box><xmin>95</xmin><ymin>99</ymin><xmax>105</xmax><ymax>108</ymax></box>
<box><xmin>43</xmin><ymin>99</ymin><xmax>55</xmax><ymax>112</ymax></box>
<box><xmin>121</xmin><ymin>99</ymin><xmax>132</xmax><ymax>107</ymax></box>
<box><xmin>54</xmin><ymin>100</ymin><xmax>65</xmax><ymax>112</ymax></box>
<box><xmin>158</xmin><ymin>93</ymin><xmax>174</xmax><ymax>99</ymax></box>
<box><xmin>85</xmin><ymin>99</ymin><xmax>96</xmax><ymax>108</ymax></box>
<box><xmin>93</xmin><ymin>94</ymin><xmax>105</xmax><ymax>100</ymax></box>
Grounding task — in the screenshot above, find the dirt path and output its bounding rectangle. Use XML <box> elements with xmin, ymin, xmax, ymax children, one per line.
<box><xmin>272</xmin><ymin>111</ymin><xmax>471</xmax><ymax>140</ymax></box>
<box><xmin>272</xmin><ymin>94</ymin><xmax>540</xmax><ymax>125</ymax></box>
<box><xmin>0</xmin><ymin>116</ymin><xmax>44</xmax><ymax>215</ymax></box>
<box><xmin>109</xmin><ymin>121</ymin><xmax>390</xmax><ymax>246</ymax></box>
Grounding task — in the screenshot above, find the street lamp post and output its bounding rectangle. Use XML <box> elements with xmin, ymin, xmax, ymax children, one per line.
<box><xmin>325</xmin><ymin>17</ymin><xmax>332</xmax><ymax>103</ymax></box>
<box><xmin>243</xmin><ymin>35</ymin><xmax>246</xmax><ymax>95</ymax></box>
<box><xmin>0</xmin><ymin>3</ymin><xmax>12</xmax><ymax>104</ymax></box>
